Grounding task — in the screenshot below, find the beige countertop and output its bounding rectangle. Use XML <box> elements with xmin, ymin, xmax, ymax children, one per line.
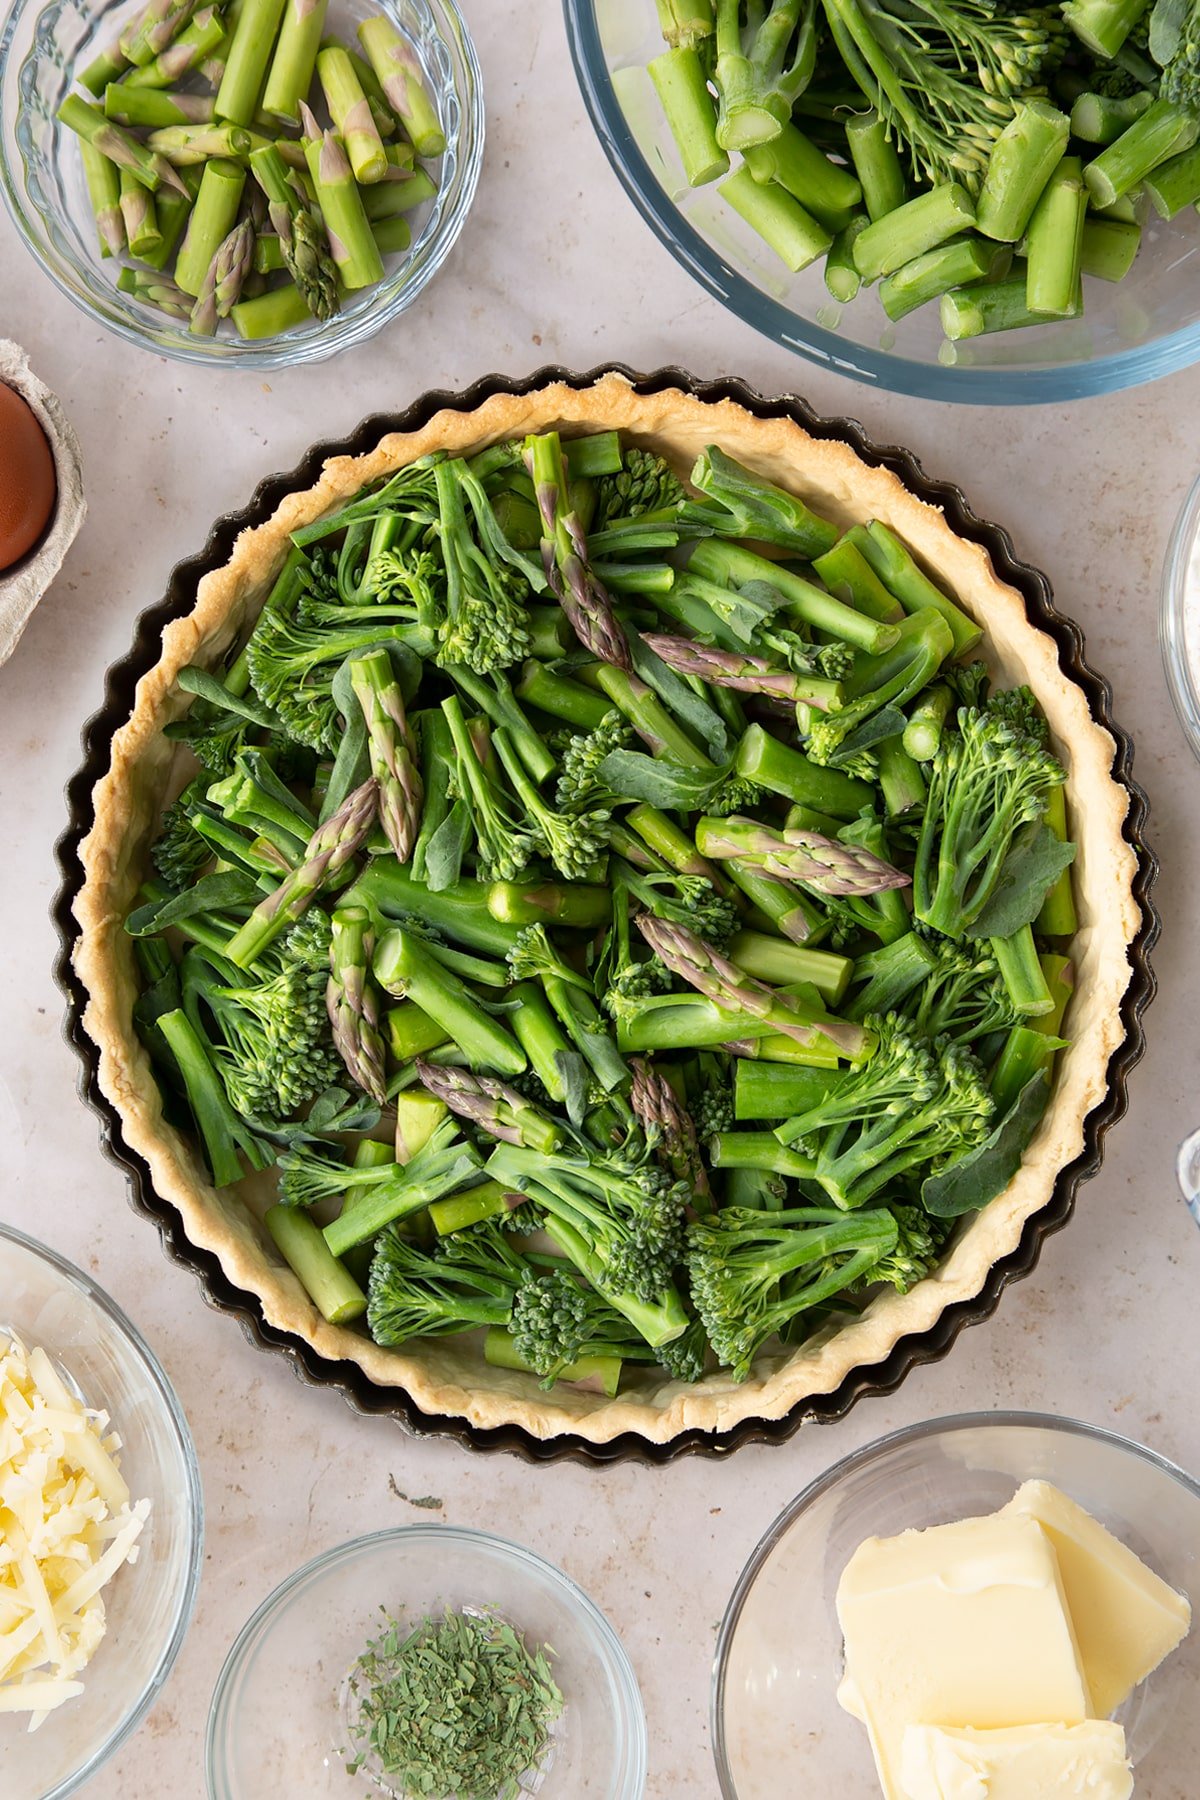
<box><xmin>3</xmin><ymin>5</ymin><xmax>1200</xmax><ymax>1795</ymax></box>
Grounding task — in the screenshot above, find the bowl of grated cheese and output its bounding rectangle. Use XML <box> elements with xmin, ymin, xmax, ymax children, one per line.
<box><xmin>0</xmin><ymin>1220</ymin><xmax>203</xmax><ymax>1799</ymax></box>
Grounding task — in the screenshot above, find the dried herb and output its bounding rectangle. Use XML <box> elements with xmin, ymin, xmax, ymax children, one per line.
<box><xmin>346</xmin><ymin>1605</ymin><xmax>563</xmax><ymax>1798</ymax></box>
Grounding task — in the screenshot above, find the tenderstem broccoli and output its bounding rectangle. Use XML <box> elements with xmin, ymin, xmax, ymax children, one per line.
<box><xmin>157</xmin><ymin>1006</ymin><xmax>274</xmax><ymax>1187</ymax></box>
<box><xmin>713</xmin><ymin>0</ymin><xmax>820</xmax><ymax>151</ymax></box>
<box><xmin>366</xmin><ymin>1221</ymin><xmax>528</xmax><ymax>1348</ymax></box>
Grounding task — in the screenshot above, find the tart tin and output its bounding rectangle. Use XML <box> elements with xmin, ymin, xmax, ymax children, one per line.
<box><xmin>52</xmin><ymin>364</ymin><xmax>1159</xmax><ymax>1466</ymax></box>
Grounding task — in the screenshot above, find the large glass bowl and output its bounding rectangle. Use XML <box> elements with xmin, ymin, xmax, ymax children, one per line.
<box><xmin>563</xmin><ymin>0</ymin><xmax>1200</xmax><ymax>405</ymax></box>
<box><xmin>712</xmin><ymin>1412</ymin><xmax>1200</xmax><ymax>1797</ymax></box>
<box><xmin>0</xmin><ymin>0</ymin><xmax>483</xmax><ymax>368</ymax></box>
<box><xmin>206</xmin><ymin>1524</ymin><xmax>647</xmax><ymax>1798</ymax></box>
<box><xmin>0</xmin><ymin>1220</ymin><xmax>204</xmax><ymax>1800</ymax></box>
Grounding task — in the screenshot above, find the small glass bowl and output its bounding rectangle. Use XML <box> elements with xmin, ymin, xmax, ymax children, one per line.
<box><xmin>206</xmin><ymin>1525</ymin><xmax>648</xmax><ymax>1799</ymax></box>
<box><xmin>0</xmin><ymin>0</ymin><xmax>483</xmax><ymax>367</ymax></box>
<box><xmin>0</xmin><ymin>1220</ymin><xmax>204</xmax><ymax>1800</ymax></box>
<box><xmin>713</xmin><ymin>1412</ymin><xmax>1200</xmax><ymax>1798</ymax></box>
<box><xmin>1161</xmin><ymin>470</ymin><xmax>1200</xmax><ymax>761</ymax></box>
<box><xmin>564</xmin><ymin>0</ymin><xmax>1200</xmax><ymax>405</ymax></box>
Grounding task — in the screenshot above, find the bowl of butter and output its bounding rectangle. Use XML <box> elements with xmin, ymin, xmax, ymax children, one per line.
<box><xmin>713</xmin><ymin>1412</ymin><xmax>1197</xmax><ymax>1800</ymax></box>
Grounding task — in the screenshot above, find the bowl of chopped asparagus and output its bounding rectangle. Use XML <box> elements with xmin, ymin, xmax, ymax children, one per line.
<box><xmin>59</xmin><ymin>366</ymin><xmax>1155</xmax><ymax>1460</ymax></box>
<box><xmin>0</xmin><ymin>0</ymin><xmax>482</xmax><ymax>362</ymax></box>
<box><xmin>564</xmin><ymin>0</ymin><xmax>1200</xmax><ymax>404</ymax></box>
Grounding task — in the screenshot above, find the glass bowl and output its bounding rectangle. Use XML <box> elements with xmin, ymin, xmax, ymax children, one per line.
<box><xmin>0</xmin><ymin>1220</ymin><xmax>204</xmax><ymax>1800</ymax></box>
<box><xmin>0</xmin><ymin>0</ymin><xmax>483</xmax><ymax>368</ymax></box>
<box><xmin>206</xmin><ymin>1524</ymin><xmax>648</xmax><ymax>1798</ymax></box>
<box><xmin>713</xmin><ymin>1412</ymin><xmax>1200</xmax><ymax>1798</ymax></box>
<box><xmin>563</xmin><ymin>0</ymin><xmax>1200</xmax><ymax>405</ymax></box>
<box><xmin>1161</xmin><ymin>470</ymin><xmax>1200</xmax><ymax>762</ymax></box>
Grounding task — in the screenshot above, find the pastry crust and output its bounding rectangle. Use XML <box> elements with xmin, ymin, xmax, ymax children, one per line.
<box><xmin>73</xmin><ymin>374</ymin><xmax>1142</xmax><ymax>1446</ymax></box>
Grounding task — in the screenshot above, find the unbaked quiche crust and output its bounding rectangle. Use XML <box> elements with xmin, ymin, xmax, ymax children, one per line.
<box><xmin>73</xmin><ymin>374</ymin><xmax>1141</xmax><ymax>1446</ymax></box>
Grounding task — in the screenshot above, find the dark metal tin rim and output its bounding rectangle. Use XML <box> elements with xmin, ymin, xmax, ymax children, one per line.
<box><xmin>51</xmin><ymin>363</ymin><xmax>1160</xmax><ymax>1466</ymax></box>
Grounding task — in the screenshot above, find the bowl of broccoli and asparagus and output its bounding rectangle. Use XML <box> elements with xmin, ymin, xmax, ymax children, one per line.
<box><xmin>0</xmin><ymin>0</ymin><xmax>482</xmax><ymax>361</ymax></box>
<box><xmin>65</xmin><ymin>368</ymin><xmax>1150</xmax><ymax>1455</ymax></box>
<box><xmin>564</xmin><ymin>0</ymin><xmax>1200</xmax><ymax>402</ymax></box>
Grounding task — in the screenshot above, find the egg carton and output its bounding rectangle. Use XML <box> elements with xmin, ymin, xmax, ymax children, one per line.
<box><xmin>0</xmin><ymin>340</ymin><xmax>85</xmax><ymax>668</ymax></box>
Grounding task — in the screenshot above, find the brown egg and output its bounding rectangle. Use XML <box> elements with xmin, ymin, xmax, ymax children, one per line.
<box><xmin>0</xmin><ymin>382</ymin><xmax>57</xmax><ymax>571</ymax></box>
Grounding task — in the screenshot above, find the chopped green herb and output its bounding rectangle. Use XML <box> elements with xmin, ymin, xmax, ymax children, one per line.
<box><xmin>346</xmin><ymin>1605</ymin><xmax>563</xmax><ymax>1799</ymax></box>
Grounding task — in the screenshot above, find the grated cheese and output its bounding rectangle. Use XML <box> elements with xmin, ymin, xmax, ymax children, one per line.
<box><xmin>0</xmin><ymin>1333</ymin><xmax>150</xmax><ymax>1731</ymax></box>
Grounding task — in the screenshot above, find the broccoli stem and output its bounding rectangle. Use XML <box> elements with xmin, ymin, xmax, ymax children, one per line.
<box><xmin>855</xmin><ymin>521</ymin><xmax>983</xmax><ymax>657</ymax></box>
<box><xmin>374</xmin><ymin>929</ymin><xmax>526</xmax><ymax>1077</ymax></box>
<box><xmin>723</xmin><ymin>1166</ymin><xmax>786</xmax><ymax>1209</ymax></box>
<box><xmin>991</xmin><ymin>924</ymin><xmax>1054</xmax><ymax>1018</ymax></box>
<box><xmin>1080</xmin><ymin>217</ymin><xmax>1141</xmax><ymax>281</ymax></box>
<box><xmin>322</xmin><ymin>1138</ymin><xmax>482</xmax><ymax>1259</ymax></box>
<box><xmin>723</xmin><ymin>857</ymin><xmax>827</xmax><ymax>945</ymax></box>
<box><xmin>386</xmin><ymin>1001</ymin><xmax>450</xmax><ymax>1063</ymax></box>
<box><xmin>719</xmin><ymin>164</ymin><xmax>832</xmax><ymax>270</ymax></box>
<box><xmin>265</xmin><ymin>1203</ymin><xmax>366</xmax><ymax>1323</ymax></box>
<box><xmin>563</xmin><ymin>430</ymin><xmax>625</xmax><ymax>477</ymax></box>
<box><xmin>689</xmin><ymin>539</ymin><xmax>899</xmax><ymax>653</ymax></box>
<box><xmin>487</xmin><ymin>881</ymin><xmax>611</xmax><ymax>929</ymax></box>
<box><xmin>656</xmin><ymin>0</ymin><xmax>716</xmax><ymax>47</ymax></box>
<box><xmin>824</xmin><ymin>216</ymin><xmax>869</xmax><ymax>299</ymax></box>
<box><xmin>876</xmin><ymin>735</ymin><xmax>927</xmax><ymax>818</ymax></box>
<box><xmin>515</xmin><ymin>660</ymin><xmax>611</xmax><ymax>731</ymax></box>
<box><xmin>744</xmin><ymin>121</ymin><xmax>862</xmax><ymax>230</ymax></box>
<box><xmin>845</xmin><ymin>109</ymin><xmax>906</xmax><ymax>220</ymax></box>
<box><xmin>625</xmin><ymin>804</ymin><xmax>730</xmax><ymax>888</ymax></box>
<box><xmin>617</xmin><ymin>995</ymin><xmax>794</xmax><ymax>1054</ymax></box>
<box><xmin>734</xmin><ymin>722</ymin><xmax>874</xmax><ymax>818</ymax></box>
<box><xmin>727</xmin><ymin>930</ymin><xmax>852</xmax><ymax>1002</ymax></box>
<box><xmin>1026</xmin><ymin>156</ymin><xmax>1087</xmax><ymax>318</ymax></box>
<box><xmin>854</xmin><ymin>183</ymin><xmax>976</xmax><ymax>282</ymax></box>
<box><xmin>393</xmin><ymin>1094</ymin><xmax>448</xmax><ymax>1163</ymax></box>
<box><xmin>784</xmin><ymin>803</ymin><xmax>847</xmax><ymax>837</ymax></box>
<box><xmin>1035</xmin><ymin>787</ymin><xmax>1078</xmax><ymax>937</ymax></box>
<box><xmin>903</xmin><ymin>682</ymin><xmax>952</xmax><ymax>761</ymax></box>
<box><xmin>1070</xmin><ymin>89</ymin><xmax>1154</xmax><ymax>147</ymax></box>
<box><xmin>429</xmin><ymin>1180</ymin><xmax>524</xmax><ymax>1236</ymax></box>
<box><xmin>1084</xmin><ymin>99</ymin><xmax>1200</xmax><ymax>209</ymax></box>
<box><xmin>593</xmin><ymin>664</ymin><xmax>710</xmax><ymax>767</ymax></box>
<box><xmin>811</xmin><ymin>538</ymin><xmax>904</xmax><ymax>624</ymax></box>
<box><xmin>1062</xmin><ymin>0</ymin><xmax>1150</xmax><ymax>58</ymax></box>
<box><xmin>483</xmin><ymin>1330</ymin><xmax>624</xmax><ymax>1397</ymax></box>
<box><xmin>941</xmin><ymin>273</ymin><xmax>1075</xmax><ymax>342</ymax></box>
<box><xmin>976</xmin><ymin>101</ymin><xmax>1070</xmax><ymax>242</ymax></box>
<box><xmin>733</xmin><ymin>1061</ymin><xmax>845</xmax><ymax>1120</ymax></box>
<box><xmin>345</xmin><ymin>864</ymin><xmax>522</xmax><ymax>957</ymax></box>
<box><xmin>1143</xmin><ymin>141</ymin><xmax>1200</xmax><ymax>217</ymax></box>
<box><xmin>650</xmin><ymin>46</ymin><xmax>729</xmax><ymax>186</ymax></box>
<box><xmin>709</xmin><ymin>1131</ymin><xmax>817</xmax><ymax>1178</ymax></box>
<box><xmin>845</xmin><ymin>931</ymin><xmax>937</xmax><ymax>1020</ymax></box>
<box><xmin>508</xmin><ymin>981</ymin><xmax>582</xmax><ymax>1109</ymax></box>
<box><xmin>989</xmin><ymin>1024</ymin><xmax>1059</xmax><ymax>1116</ymax></box>
<box><xmin>157</xmin><ymin>1008</ymin><xmax>269</xmax><ymax>1187</ymax></box>
<box><xmin>878</xmin><ymin>237</ymin><xmax>999</xmax><ymax>323</ymax></box>
<box><xmin>447</xmin><ymin>667</ymin><xmax>556</xmax><ymax>785</ymax></box>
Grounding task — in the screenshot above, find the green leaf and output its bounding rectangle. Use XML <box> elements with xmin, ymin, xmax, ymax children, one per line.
<box><xmin>1150</xmin><ymin>0</ymin><xmax>1189</xmax><ymax>64</ymax></box>
<box><xmin>125</xmin><ymin>870</ymin><xmax>259</xmax><ymax>937</ymax></box>
<box><xmin>967</xmin><ymin>823</ymin><xmax>1077</xmax><ymax>940</ymax></box>
<box><xmin>424</xmin><ymin>800</ymin><xmax>471</xmax><ymax>892</ymax></box>
<box><xmin>177</xmin><ymin>665</ymin><xmax>282</xmax><ymax>727</ymax></box>
<box><xmin>554</xmin><ymin>1050</ymin><xmax>590</xmax><ymax>1127</ymax></box>
<box><xmin>922</xmin><ymin>1072</ymin><xmax>1050</xmax><ymax>1219</ymax></box>
<box><xmin>827</xmin><ymin>705</ymin><xmax>908</xmax><ymax>765</ymax></box>
<box><xmin>597</xmin><ymin>748</ymin><xmax>727</xmax><ymax>810</ymax></box>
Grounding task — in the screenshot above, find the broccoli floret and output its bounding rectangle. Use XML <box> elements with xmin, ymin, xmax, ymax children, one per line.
<box><xmin>686</xmin><ymin>1204</ymin><xmax>902</xmax><ymax>1380</ymax></box>
<box><xmin>693</xmin><ymin>1080</ymin><xmax>734</xmax><ymax>1139</ymax></box>
<box><xmin>603</xmin><ymin>957</ymin><xmax>675</xmax><ymax>1022</ymax></box>
<box><xmin>152</xmin><ymin>779</ymin><xmax>212</xmax><ymax>890</ymax></box>
<box><xmin>656</xmin><ymin>1315</ymin><xmax>710</xmax><ymax>1383</ymax></box>
<box><xmin>591</xmin><ymin>448</ymin><xmax>687</xmax><ymax>531</ymax></box>
<box><xmin>366</xmin><ymin>1221</ymin><xmax>528</xmax><ymax>1348</ymax></box>
<box><xmin>180</xmin><ymin>915</ymin><xmax>339</xmax><ymax>1120</ymax></box>
<box><xmin>906</xmin><ymin>933</ymin><xmax>1019</xmax><ymax>1043</ymax></box>
<box><xmin>776</xmin><ymin>1012</ymin><xmax>995</xmax><ymax>1208</ymax></box>
<box><xmin>619</xmin><ymin>865</ymin><xmax>740</xmax><ymax>950</ymax></box>
<box><xmin>913</xmin><ymin>687</ymin><xmax>1067</xmax><ymax>939</ymax></box>
<box><xmin>432</xmin><ymin>459</ymin><xmax>534</xmax><ymax>675</ymax></box>
<box><xmin>865</xmin><ymin>1204</ymin><xmax>948</xmax><ymax>1292</ymax></box>
<box><xmin>704</xmin><ymin>774</ymin><xmax>765</xmax><ymax>818</ymax></box>
<box><xmin>509</xmin><ymin>1266</ymin><xmax>652</xmax><ymax>1387</ymax></box>
<box><xmin>554</xmin><ymin>710</ymin><xmax>633</xmax><ymax>812</ymax></box>
<box><xmin>441</xmin><ymin>697</ymin><xmax>537</xmax><ymax>882</ymax></box>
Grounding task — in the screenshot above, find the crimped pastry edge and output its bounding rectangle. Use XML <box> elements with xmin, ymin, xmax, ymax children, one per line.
<box><xmin>73</xmin><ymin>372</ymin><xmax>1141</xmax><ymax>1446</ymax></box>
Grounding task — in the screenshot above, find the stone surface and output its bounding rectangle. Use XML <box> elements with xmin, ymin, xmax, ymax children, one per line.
<box><xmin>3</xmin><ymin>6</ymin><xmax>1200</xmax><ymax>1797</ymax></box>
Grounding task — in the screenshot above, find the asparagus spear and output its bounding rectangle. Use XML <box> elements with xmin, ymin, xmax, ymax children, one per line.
<box><xmin>231</xmin><ymin>281</ymin><xmax>313</xmax><ymax>338</ymax></box>
<box><xmin>225</xmin><ymin>777</ymin><xmax>377</xmax><ymax>967</ymax></box>
<box><xmin>104</xmin><ymin>85</ymin><xmax>214</xmax><ymax>128</ymax></box>
<box><xmin>629</xmin><ymin>1056</ymin><xmax>713</xmax><ymax>1214</ymax></box>
<box><xmin>360</xmin><ymin>167</ymin><xmax>436</xmax><ymax>220</ymax></box>
<box><xmin>340</xmin><ymin>43</ymin><xmax>400</xmax><ymax>138</ymax></box>
<box><xmin>81</xmin><ymin>144</ymin><xmax>125</xmax><ymax>257</ymax></box>
<box><xmin>249</xmin><ymin>141</ymin><xmax>338</xmax><ymax>318</ymax></box>
<box><xmin>262</xmin><ymin>0</ymin><xmax>330</xmax><ymax>122</ymax></box>
<box><xmin>327</xmin><ymin>905</ymin><xmax>387</xmax><ymax>1103</ymax></box>
<box><xmin>640</xmin><ymin>632</ymin><xmax>839</xmax><ymax>707</ymax></box>
<box><xmin>57</xmin><ymin>94</ymin><xmax>187</xmax><ymax>196</ymax></box>
<box><xmin>317</xmin><ymin>43</ymin><xmax>386</xmax><ymax>183</ymax></box>
<box><xmin>124</xmin><ymin>5</ymin><xmax>226</xmax><ymax>87</ymax></box>
<box><xmin>301</xmin><ymin>115</ymin><xmax>383</xmax><ymax>290</ymax></box>
<box><xmin>190</xmin><ymin>217</ymin><xmax>255</xmax><ymax>334</ymax></box>
<box><xmin>119</xmin><ymin>168</ymin><xmax>163</xmax><ymax>259</ymax></box>
<box><xmin>120</xmin><ymin>0</ymin><xmax>198</xmax><ymax>67</ymax></box>
<box><xmin>216</xmin><ymin>0</ymin><xmax>289</xmax><ymax>126</ymax></box>
<box><xmin>175</xmin><ymin>157</ymin><xmax>246</xmax><ymax>295</ymax></box>
<box><xmin>413</xmin><ymin>1061</ymin><xmax>564</xmax><ymax>1154</ymax></box>
<box><xmin>148</xmin><ymin>123</ymin><xmax>253</xmax><ymax>163</ymax></box>
<box><xmin>116</xmin><ymin>266</ymin><xmax>193</xmax><ymax>318</ymax></box>
<box><xmin>349</xmin><ymin>649</ymin><xmax>423</xmax><ymax>862</ymax></box>
<box><xmin>525</xmin><ymin>431</ymin><xmax>631</xmax><ymax>669</ymax></box>
<box><xmin>694</xmin><ymin>814</ymin><xmax>911</xmax><ymax>896</ymax></box>
<box><xmin>357</xmin><ymin>15</ymin><xmax>445</xmax><ymax>157</ymax></box>
<box><xmin>79</xmin><ymin>27</ymin><xmax>131</xmax><ymax>96</ymax></box>
<box><xmin>649</xmin><ymin>46</ymin><xmax>728</xmax><ymax>186</ymax></box>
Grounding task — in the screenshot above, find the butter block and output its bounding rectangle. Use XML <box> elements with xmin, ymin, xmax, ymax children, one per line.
<box><xmin>836</xmin><ymin>1513</ymin><xmax>1092</xmax><ymax>1800</ymax></box>
<box><xmin>900</xmin><ymin>1722</ymin><xmax>1133</xmax><ymax>1800</ymax></box>
<box><xmin>1002</xmin><ymin>1479</ymin><xmax>1191</xmax><ymax>1716</ymax></box>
